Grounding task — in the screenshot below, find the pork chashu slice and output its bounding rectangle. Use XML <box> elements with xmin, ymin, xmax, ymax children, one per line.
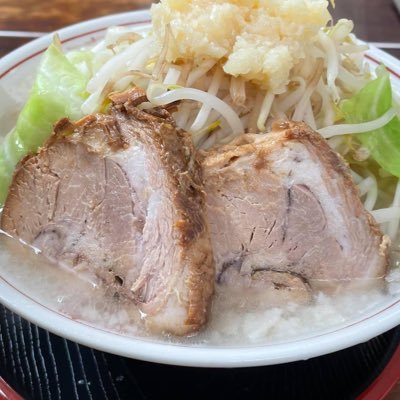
<box><xmin>202</xmin><ymin>121</ymin><xmax>389</xmax><ymax>297</ymax></box>
<box><xmin>1</xmin><ymin>89</ymin><xmax>214</xmax><ymax>335</ymax></box>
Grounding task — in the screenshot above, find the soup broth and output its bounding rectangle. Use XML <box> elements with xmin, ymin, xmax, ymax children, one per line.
<box><xmin>1</xmin><ymin>230</ymin><xmax>400</xmax><ymax>345</ymax></box>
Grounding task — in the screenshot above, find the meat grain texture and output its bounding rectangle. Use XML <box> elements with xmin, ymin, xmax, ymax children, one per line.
<box><xmin>201</xmin><ymin>121</ymin><xmax>389</xmax><ymax>308</ymax></box>
<box><xmin>1</xmin><ymin>94</ymin><xmax>390</xmax><ymax>337</ymax></box>
<box><xmin>1</xmin><ymin>90</ymin><xmax>215</xmax><ymax>336</ymax></box>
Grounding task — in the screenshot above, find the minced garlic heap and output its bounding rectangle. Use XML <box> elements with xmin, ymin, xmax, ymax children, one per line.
<box><xmin>151</xmin><ymin>0</ymin><xmax>332</xmax><ymax>93</ymax></box>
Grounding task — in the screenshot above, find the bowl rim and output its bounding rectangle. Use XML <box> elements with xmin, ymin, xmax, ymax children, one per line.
<box><xmin>1</xmin><ymin>9</ymin><xmax>400</xmax><ymax>368</ymax></box>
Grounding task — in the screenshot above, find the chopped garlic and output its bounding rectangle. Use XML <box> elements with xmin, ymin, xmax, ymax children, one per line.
<box><xmin>151</xmin><ymin>0</ymin><xmax>332</xmax><ymax>92</ymax></box>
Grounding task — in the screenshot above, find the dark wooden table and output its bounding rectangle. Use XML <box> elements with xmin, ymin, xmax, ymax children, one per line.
<box><xmin>0</xmin><ymin>1</ymin><xmax>400</xmax><ymax>399</ymax></box>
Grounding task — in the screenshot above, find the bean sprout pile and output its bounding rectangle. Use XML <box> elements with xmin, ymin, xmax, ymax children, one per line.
<box><xmin>72</xmin><ymin>17</ymin><xmax>399</xmax><ymax>239</ymax></box>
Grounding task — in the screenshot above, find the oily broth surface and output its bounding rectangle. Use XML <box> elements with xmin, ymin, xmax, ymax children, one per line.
<box><xmin>0</xmin><ymin>232</ymin><xmax>149</xmax><ymax>340</ymax></box>
<box><xmin>1</xmin><ymin>230</ymin><xmax>400</xmax><ymax>346</ymax></box>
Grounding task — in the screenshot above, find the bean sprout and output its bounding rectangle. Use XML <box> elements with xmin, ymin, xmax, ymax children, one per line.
<box><xmin>318</xmin><ymin>108</ymin><xmax>397</xmax><ymax>138</ymax></box>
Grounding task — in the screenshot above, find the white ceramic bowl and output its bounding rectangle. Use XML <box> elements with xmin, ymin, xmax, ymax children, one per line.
<box><xmin>1</xmin><ymin>10</ymin><xmax>400</xmax><ymax>368</ymax></box>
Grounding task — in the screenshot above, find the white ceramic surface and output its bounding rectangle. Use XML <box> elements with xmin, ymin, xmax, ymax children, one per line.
<box><xmin>0</xmin><ymin>10</ymin><xmax>400</xmax><ymax>368</ymax></box>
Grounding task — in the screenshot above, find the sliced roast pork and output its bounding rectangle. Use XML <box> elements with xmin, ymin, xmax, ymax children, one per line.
<box><xmin>1</xmin><ymin>89</ymin><xmax>214</xmax><ymax>335</ymax></box>
<box><xmin>202</xmin><ymin>121</ymin><xmax>389</xmax><ymax>307</ymax></box>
